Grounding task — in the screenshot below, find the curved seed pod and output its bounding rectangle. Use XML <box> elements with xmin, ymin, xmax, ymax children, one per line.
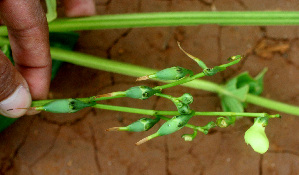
<box><xmin>177</xmin><ymin>93</ymin><xmax>193</xmax><ymax>104</ymax></box>
<box><xmin>136</xmin><ymin>113</ymin><xmax>194</xmax><ymax>145</ymax></box>
<box><xmin>35</xmin><ymin>99</ymin><xmax>96</xmax><ymax>113</ymax></box>
<box><xmin>125</xmin><ymin>86</ymin><xmax>157</xmax><ymax>100</ymax></box>
<box><xmin>106</xmin><ymin>117</ymin><xmax>160</xmax><ymax>132</ymax></box>
<box><xmin>244</xmin><ymin>117</ymin><xmax>269</xmax><ymax>154</ymax></box>
<box><xmin>137</xmin><ymin>66</ymin><xmax>193</xmax><ymax>81</ymax></box>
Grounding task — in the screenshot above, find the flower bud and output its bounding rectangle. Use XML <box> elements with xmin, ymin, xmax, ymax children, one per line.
<box><xmin>181</xmin><ymin>134</ymin><xmax>194</xmax><ymax>141</ymax></box>
<box><xmin>244</xmin><ymin>118</ymin><xmax>269</xmax><ymax>154</ymax></box>
<box><xmin>176</xmin><ymin>103</ymin><xmax>191</xmax><ymax>115</ymax></box>
<box><xmin>177</xmin><ymin>93</ymin><xmax>193</xmax><ymax>105</ymax></box>
<box><xmin>125</xmin><ymin>86</ymin><xmax>157</xmax><ymax>100</ymax></box>
<box><xmin>35</xmin><ymin>99</ymin><xmax>96</xmax><ymax>113</ymax></box>
<box><xmin>182</xmin><ymin>130</ymin><xmax>197</xmax><ymax>141</ymax></box>
<box><xmin>106</xmin><ymin>117</ymin><xmax>160</xmax><ymax>132</ymax></box>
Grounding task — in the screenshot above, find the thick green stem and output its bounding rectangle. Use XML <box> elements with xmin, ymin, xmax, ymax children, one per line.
<box><xmin>246</xmin><ymin>94</ymin><xmax>299</xmax><ymax>116</ymax></box>
<box><xmin>1</xmin><ymin>11</ymin><xmax>299</xmax><ymax>35</ymax></box>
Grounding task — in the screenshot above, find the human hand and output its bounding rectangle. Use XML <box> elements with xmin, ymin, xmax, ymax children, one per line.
<box><xmin>0</xmin><ymin>0</ymin><xmax>96</xmax><ymax>118</ymax></box>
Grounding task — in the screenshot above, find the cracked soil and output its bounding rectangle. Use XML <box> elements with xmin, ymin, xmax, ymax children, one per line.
<box><xmin>1</xmin><ymin>0</ymin><xmax>299</xmax><ymax>175</ymax></box>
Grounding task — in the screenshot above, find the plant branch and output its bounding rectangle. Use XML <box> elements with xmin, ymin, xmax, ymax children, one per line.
<box><xmin>92</xmin><ymin>104</ymin><xmax>280</xmax><ymax>118</ymax></box>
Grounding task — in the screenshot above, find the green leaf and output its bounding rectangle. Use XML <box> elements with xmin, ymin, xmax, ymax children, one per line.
<box><xmin>221</xmin><ymin>95</ymin><xmax>244</xmax><ymax>113</ymax></box>
<box><xmin>219</xmin><ymin>69</ymin><xmax>267</xmax><ymax>113</ymax></box>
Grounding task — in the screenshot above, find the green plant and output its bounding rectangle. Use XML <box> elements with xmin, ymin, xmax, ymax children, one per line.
<box><xmin>0</xmin><ymin>1</ymin><xmax>299</xmax><ymax>154</ymax></box>
<box><xmin>27</xmin><ymin>45</ymin><xmax>281</xmax><ymax>153</ymax></box>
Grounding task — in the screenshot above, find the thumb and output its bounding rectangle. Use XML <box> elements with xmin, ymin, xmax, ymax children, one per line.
<box><xmin>0</xmin><ymin>52</ymin><xmax>31</xmax><ymax>118</ymax></box>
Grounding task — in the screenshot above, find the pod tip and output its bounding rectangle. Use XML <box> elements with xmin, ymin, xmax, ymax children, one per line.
<box><xmin>135</xmin><ymin>137</ymin><xmax>150</xmax><ymax>146</ymax></box>
<box><xmin>136</xmin><ymin>75</ymin><xmax>149</xmax><ymax>81</ymax></box>
<box><xmin>106</xmin><ymin>127</ymin><xmax>120</xmax><ymax>132</ymax></box>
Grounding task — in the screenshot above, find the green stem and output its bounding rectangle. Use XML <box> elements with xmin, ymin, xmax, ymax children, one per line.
<box><xmin>0</xmin><ymin>37</ymin><xmax>298</xmax><ymax>116</ymax></box>
<box><xmin>1</xmin><ymin>11</ymin><xmax>299</xmax><ymax>35</ymax></box>
<box><xmin>246</xmin><ymin>94</ymin><xmax>299</xmax><ymax>116</ymax></box>
<box><xmin>92</xmin><ymin>104</ymin><xmax>280</xmax><ymax>118</ymax></box>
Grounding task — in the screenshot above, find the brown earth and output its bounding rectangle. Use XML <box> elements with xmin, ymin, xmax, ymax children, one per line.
<box><xmin>1</xmin><ymin>0</ymin><xmax>299</xmax><ymax>174</ymax></box>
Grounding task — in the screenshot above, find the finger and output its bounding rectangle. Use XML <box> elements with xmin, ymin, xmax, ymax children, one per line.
<box><xmin>63</xmin><ymin>0</ymin><xmax>96</xmax><ymax>17</ymax></box>
<box><xmin>0</xmin><ymin>0</ymin><xmax>52</xmax><ymax>100</ymax></box>
<box><xmin>0</xmin><ymin>52</ymin><xmax>31</xmax><ymax>118</ymax></box>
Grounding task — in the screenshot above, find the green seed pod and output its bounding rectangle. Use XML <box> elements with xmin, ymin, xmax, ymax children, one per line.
<box><xmin>125</xmin><ymin>86</ymin><xmax>157</xmax><ymax>100</ymax></box>
<box><xmin>178</xmin><ymin>93</ymin><xmax>193</xmax><ymax>105</ymax></box>
<box><xmin>244</xmin><ymin>117</ymin><xmax>269</xmax><ymax>154</ymax></box>
<box><xmin>36</xmin><ymin>99</ymin><xmax>96</xmax><ymax>113</ymax></box>
<box><xmin>107</xmin><ymin>117</ymin><xmax>160</xmax><ymax>132</ymax></box>
<box><xmin>136</xmin><ymin>113</ymin><xmax>194</xmax><ymax>145</ymax></box>
<box><xmin>147</xmin><ymin>66</ymin><xmax>193</xmax><ymax>81</ymax></box>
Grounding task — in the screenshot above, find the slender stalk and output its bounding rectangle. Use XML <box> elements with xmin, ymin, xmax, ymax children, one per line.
<box><xmin>1</xmin><ymin>11</ymin><xmax>299</xmax><ymax>35</ymax></box>
<box><xmin>92</xmin><ymin>104</ymin><xmax>280</xmax><ymax>118</ymax></box>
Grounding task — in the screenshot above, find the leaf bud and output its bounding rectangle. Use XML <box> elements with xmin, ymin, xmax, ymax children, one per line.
<box><xmin>244</xmin><ymin>117</ymin><xmax>269</xmax><ymax>154</ymax></box>
<box><xmin>125</xmin><ymin>86</ymin><xmax>158</xmax><ymax>100</ymax></box>
<box><xmin>106</xmin><ymin>117</ymin><xmax>160</xmax><ymax>132</ymax></box>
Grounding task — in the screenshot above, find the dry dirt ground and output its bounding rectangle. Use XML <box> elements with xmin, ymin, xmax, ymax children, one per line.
<box><xmin>1</xmin><ymin>0</ymin><xmax>299</xmax><ymax>175</ymax></box>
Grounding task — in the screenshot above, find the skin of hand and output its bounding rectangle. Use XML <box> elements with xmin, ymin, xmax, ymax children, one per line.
<box><xmin>0</xmin><ymin>0</ymin><xmax>96</xmax><ymax>118</ymax></box>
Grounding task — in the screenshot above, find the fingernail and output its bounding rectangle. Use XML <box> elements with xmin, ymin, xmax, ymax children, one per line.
<box><xmin>0</xmin><ymin>85</ymin><xmax>32</xmax><ymax>118</ymax></box>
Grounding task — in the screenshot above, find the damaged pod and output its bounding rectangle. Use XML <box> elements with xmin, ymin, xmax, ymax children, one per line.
<box><xmin>137</xmin><ymin>66</ymin><xmax>193</xmax><ymax>81</ymax></box>
<box><xmin>125</xmin><ymin>86</ymin><xmax>158</xmax><ymax>100</ymax></box>
<box><xmin>136</xmin><ymin>112</ymin><xmax>194</xmax><ymax>145</ymax></box>
<box><xmin>107</xmin><ymin>117</ymin><xmax>160</xmax><ymax>132</ymax></box>
<box><xmin>35</xmin><ymin>99</ymin><xmax>96</xmax><ymax>113</ymax></box>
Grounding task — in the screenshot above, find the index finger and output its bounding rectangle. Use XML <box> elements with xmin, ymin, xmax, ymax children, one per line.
<box><xmin>0</xmin><ymin>0</ymin><xmax>52</xmax><ymax>100</ymax></box>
